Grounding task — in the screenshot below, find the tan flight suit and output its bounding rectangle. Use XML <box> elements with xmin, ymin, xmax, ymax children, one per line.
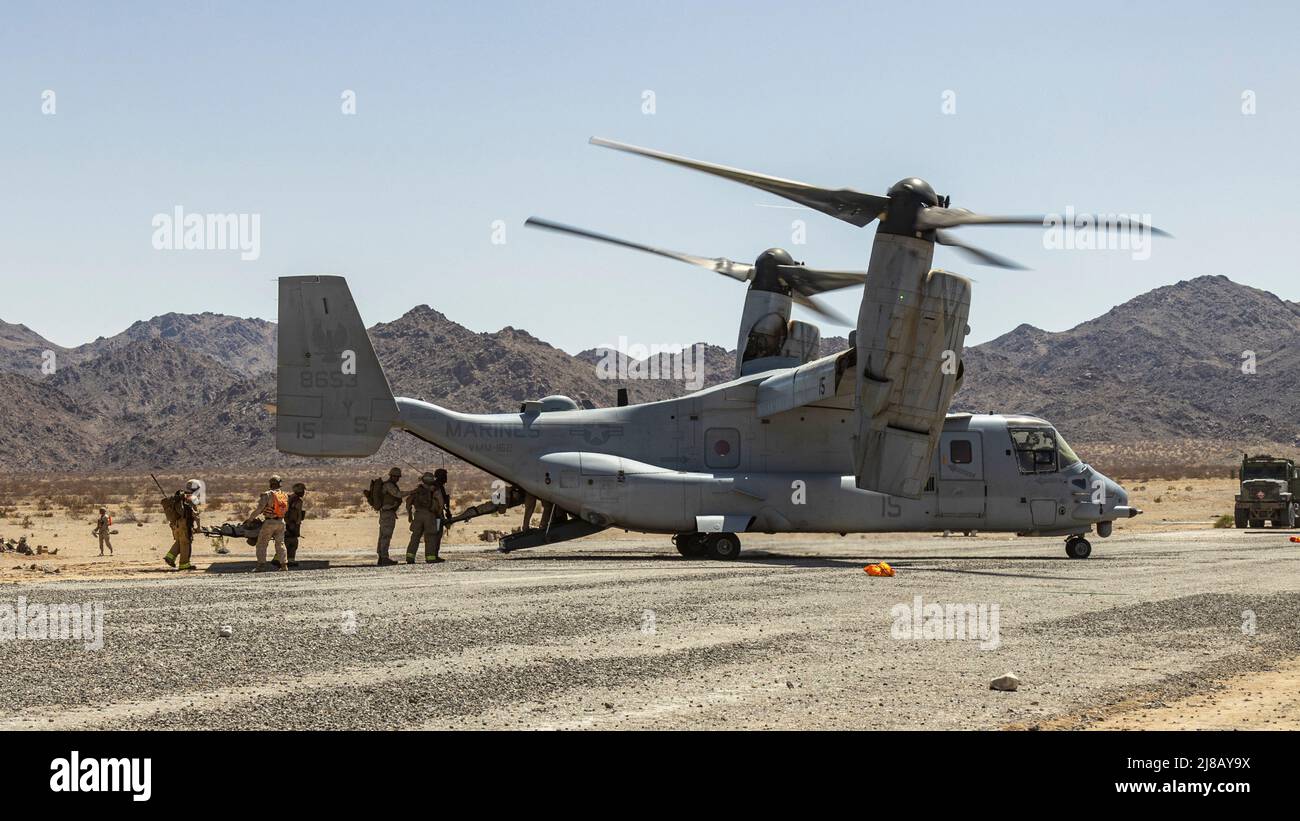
<box><xmin>377</xmin><ymin>480</ymin><xmax>404</xmax><ymax>559</ymax></box>
<box><xmin>406</xmin><ymin>483</ymin><xmax>446</xmax><ymax>561</ymax></box>
<box><xmin>251</xmin><ymin>489</ymin><xmax>288</xmax><ymax>566</ymax></box>
<box><xmin>96</xmin><ymin>513</ymin><xmax>113</xmax><ymax>555</ymax></box>
<box><xmin>166</xmin><ymin>494</ymin><xmax>199</xmax><ymax>568</ymax></box>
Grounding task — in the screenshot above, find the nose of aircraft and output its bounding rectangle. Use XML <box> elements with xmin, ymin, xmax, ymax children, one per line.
<box><xmin>1108</xmin><ymin>478</ymin><xmax>1129</xmax><ymax>508</ymax></box>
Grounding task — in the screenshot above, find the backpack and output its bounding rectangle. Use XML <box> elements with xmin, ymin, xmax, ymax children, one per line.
<box><xmin>160</xmin><ymin>495</ymin><xmax>182</xmax><ymax>525</ymax></box>
<box><xmin>363</xmin><ymin>478</ymin><xmax>385</xmax><ymax>511</ymax></box>
<box><xmin>269</xmin><ymin>490</ymin><xmax>289</xmax><ymax>518</ymax></box>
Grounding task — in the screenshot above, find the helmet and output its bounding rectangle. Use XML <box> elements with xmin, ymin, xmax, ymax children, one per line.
<box><xmin>269</xmin><ymin>474</ymin><xmax>282</xmax><ymax>487</ymax></box>
<box><xmin>421</xmin><ymin>472</ymin><xmax>436</xmax><ymax>485</ymax></box>
<box><xmin>185</xmin><ymin>479</ymin><xmax>201</xmax><ymax>493</ymax></box>
<box><xmin>389</xmin><ymin>467</ymin><xmax>402</xmax><ymax>478</ymax></box>
<box><xmin>433</xmin><ymin>468</ymin><xmax>448</xmax><ymax>483</ymax></box>
<box><xmin>292</xmin><ymin>482</ymin><xmax>306</xmax><ymax>493</ymax></box>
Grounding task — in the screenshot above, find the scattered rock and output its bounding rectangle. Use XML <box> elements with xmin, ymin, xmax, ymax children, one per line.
<box><xmin>990</xmin><ymin>672</ymin><xmax>1021</xmax><ymax>692</ymax></box>
<box><xmin>218</xmin><ymin>625</ymin><xmax>234</xmax><ymax>638</ymax></box>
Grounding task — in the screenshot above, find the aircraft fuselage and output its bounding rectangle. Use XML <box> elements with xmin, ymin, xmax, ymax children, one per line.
<box><xmin>393</xmin><ymin>366</ymin><xmax>1134</xmax><ymax>539</ymax></box>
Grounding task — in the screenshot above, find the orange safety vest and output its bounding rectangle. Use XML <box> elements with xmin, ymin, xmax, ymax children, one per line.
<box><xmin>265</xmin><ymin>490</ymin><xmax>289</xmax><ymax>518</ymax></box>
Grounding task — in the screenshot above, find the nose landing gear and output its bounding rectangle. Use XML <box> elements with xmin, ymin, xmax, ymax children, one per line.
<box><xmin>1065</xmin><ymin>534</ymin><xmax>1092</xmax><ymax>559</ymax></box>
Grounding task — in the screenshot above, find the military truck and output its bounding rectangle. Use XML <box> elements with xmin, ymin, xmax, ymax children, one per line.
<box><xmin>1234</xmin><ymin>454</ymin><xmax>1300</xmax><ymax>528</ymax></box>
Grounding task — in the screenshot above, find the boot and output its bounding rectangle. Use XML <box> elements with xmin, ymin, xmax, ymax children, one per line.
<box><xmin>163</xmin><ymin>551</ymin><xmax>177</xmax><ymax>568</ymax></box>
<box><xmin>377</xmin><ymin>556</ymin><xmax>398</xmax><ymax>566</ymax></box>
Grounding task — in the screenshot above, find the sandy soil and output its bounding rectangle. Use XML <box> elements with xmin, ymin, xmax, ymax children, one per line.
<box><xmin>1084</xmin><ymin>657</ymin><xmax>1300</xmax><ymax>730</ymax></box>
<box><xmin>0</xmin><ymin>477</ymin><xmax>1252</xmax><ymax>584</ymax></box>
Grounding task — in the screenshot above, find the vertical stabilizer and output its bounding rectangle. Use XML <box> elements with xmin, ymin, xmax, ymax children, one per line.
<box><xmin>276</xmin><ymin>276</ymin><xmax>399</xmax><ymax>457</ymax></box>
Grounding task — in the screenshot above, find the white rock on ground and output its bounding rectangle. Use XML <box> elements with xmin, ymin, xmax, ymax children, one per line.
<box><xmin>990</xmin><ymin>672</ymin><xmax>1021</xmax><ymax>691</ymax></box>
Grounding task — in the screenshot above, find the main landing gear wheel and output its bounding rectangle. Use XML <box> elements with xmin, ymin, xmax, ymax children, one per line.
<box><xmin>705</xmin><ymin>532</ymin><xmax>742</xmax><ymax>560</ymax></box>
<box><xmin>1065</xmin><ymin>536</ymin><xmax>1092</xmax><ymax>559</ymax></box>
<box><xmin>673</xmin><ymin>533</ymin><xmax>708</xmax><ymax>558</ymax></box>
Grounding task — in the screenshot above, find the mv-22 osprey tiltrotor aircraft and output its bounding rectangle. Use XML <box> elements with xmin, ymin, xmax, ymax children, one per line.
<box><xmin>276</xmin><ymin>138</ymin><xmax>1158</xmax><ymax>560</ymax></box>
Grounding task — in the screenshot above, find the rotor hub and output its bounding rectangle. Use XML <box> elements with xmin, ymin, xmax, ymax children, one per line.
<box><xmin>888</xmin><ymin>177</ymin><xmax>939</xmax><ymax>206</ymax></box>
<box><xmin>880</xmin><ymin>177</ymin><xmax>945</xmax><ymax>237</ymax></box>
<box><xmin>751</xmin><ymin>248</ymin><xmax>796</xmax><ymax>294</ymax></box>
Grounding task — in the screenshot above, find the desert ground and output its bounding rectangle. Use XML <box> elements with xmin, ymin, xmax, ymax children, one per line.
<box><xmin>2</xmin><ymin>474</ymin><xmax>1298</xmax><ymax>730</ymax></box>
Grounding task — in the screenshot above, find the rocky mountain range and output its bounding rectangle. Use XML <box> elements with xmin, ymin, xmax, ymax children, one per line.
<box><xmin>0</xmin><ymin>275</ymin><xmax>1296</xmax><ymax>474</ymax></box>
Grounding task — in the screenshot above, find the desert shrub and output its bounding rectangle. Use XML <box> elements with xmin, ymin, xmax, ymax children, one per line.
<box><xmin>1213</xmin><ymin>514</ymin><xmax>1234</xmax><ymax>528</ymax></box>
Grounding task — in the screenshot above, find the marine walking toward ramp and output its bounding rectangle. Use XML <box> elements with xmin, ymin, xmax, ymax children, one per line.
<box><xmin>284</xmin><ymin>482</ymin><xmax>307</xmax><ymax>567</ymax></box>
<box><xmin>406</xmin><ymin>469</ymin><xmax>450</xmax><ymax>563</ymax></box>
<box><xmin>246</xmin><ymin>475</ymin><xmax>290</xmax><ymax>572</ymax></box>
<box><xmin>375</xmin><ymin>467</ymin><xmax>406</xmax><ymax>566</ymax></box>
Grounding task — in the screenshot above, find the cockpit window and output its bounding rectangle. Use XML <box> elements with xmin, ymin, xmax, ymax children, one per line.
<box><xmin>1009</xmin><ymin>427</ymin><xmax>1074</xmax><ymax>474</ymax></box>
<box><xmin>1057</xmin><ymin>432</ymin><xmax>1081</xmax><ymax>469</ymax></box>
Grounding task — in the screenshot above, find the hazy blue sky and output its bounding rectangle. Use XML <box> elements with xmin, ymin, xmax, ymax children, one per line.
<box><xmin>2</xmin><ymin>0</ymin><xmax>1296</xmax><ymax>354</ymax></box>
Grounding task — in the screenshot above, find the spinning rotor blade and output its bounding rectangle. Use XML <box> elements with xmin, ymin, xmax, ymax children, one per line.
<box><xmin>789</xmin><ymin>291</ymin><xmax>852</xmax><ymax>326</ymax></box>
<box><xmin>774</xmin><ymin>264</ymin><xmax>868</xmax><ymax>296</ymax></box>
<box><xmin>934</xmin><ymin>230</ymin><xmax>1027</xmax><ymax>270</ymax></box>
<box><xmin>917</xmin><ymin>207</ymin><xmax>1171</xmax><ymax>237</ymax></box>
<box><xmin>524</xmin><ymin>217</ymin><xmax>753</xmax><ymax>281</ymax></box>
<box><xmin>590</xmin><ymin>137</ymin><xmax>890</xmax><ymax>228</ymax></box>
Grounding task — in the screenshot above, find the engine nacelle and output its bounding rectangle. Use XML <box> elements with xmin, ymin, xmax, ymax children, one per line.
<box><xmin>853</xmin><ymin>232</ymin><xmax>971</xmax><ymax>498</ymax></box>
<box><xmin>780</xmin><ymin>320</ymin><xmax>821</xmax><ymax>365</ymax></box>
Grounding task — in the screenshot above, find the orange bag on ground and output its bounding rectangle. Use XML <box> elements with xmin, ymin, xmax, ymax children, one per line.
<box><xmin>864</xmin><ymin>562</ymin><xmax>895</xmax><ymax>577</ymax></box>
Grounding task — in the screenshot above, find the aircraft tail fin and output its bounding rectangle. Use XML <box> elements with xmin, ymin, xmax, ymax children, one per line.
<box><xmin>276</xmin><ymin>275</ymin><xmax>399</xmax><ymax>457</ymax></box>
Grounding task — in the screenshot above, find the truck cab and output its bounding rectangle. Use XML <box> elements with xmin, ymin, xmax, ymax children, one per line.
<box><xmin>1234</xmin><ymin>454</ymin><xmax>1300</xmax><ymax>528</ymax></box>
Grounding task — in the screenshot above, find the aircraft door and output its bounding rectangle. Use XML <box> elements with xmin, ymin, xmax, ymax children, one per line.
<box><xmin>676</xmin><ymin>402</ymin><xmax>704</xmax><ymax>524</ymax></box>
<box><xmin>1030</xmin><ymin>499</ymin><xmax>1058</xmax><ymax>528</ymax></box>
<box><xmin>936</xmin><ymin>433</ymin><xmax>985</xmax><ymax>518</ymax></box>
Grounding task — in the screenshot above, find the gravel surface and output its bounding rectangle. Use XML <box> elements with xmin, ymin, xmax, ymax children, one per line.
<box><xmin>2</xmin><ymin>529</ymin><xmax>1297</xmax><ymax>729</ymax></box>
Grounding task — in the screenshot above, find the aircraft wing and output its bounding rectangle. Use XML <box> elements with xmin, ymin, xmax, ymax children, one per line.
<box><xmin>755</xmin><ymin>350</ymin><xmax>854</xmax><ymax>418</ymax></box>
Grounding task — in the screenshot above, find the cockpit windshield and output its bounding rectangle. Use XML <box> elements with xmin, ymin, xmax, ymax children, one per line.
<box><xmin>1057</xmin><ymin>432</ymin><xmax>1081</xmax><ymax>469</ymax></box>
<box><xmin>1009</xmin><ymin>426</ymin><xmax>1079</xmax><ymax>474</ymax></box>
